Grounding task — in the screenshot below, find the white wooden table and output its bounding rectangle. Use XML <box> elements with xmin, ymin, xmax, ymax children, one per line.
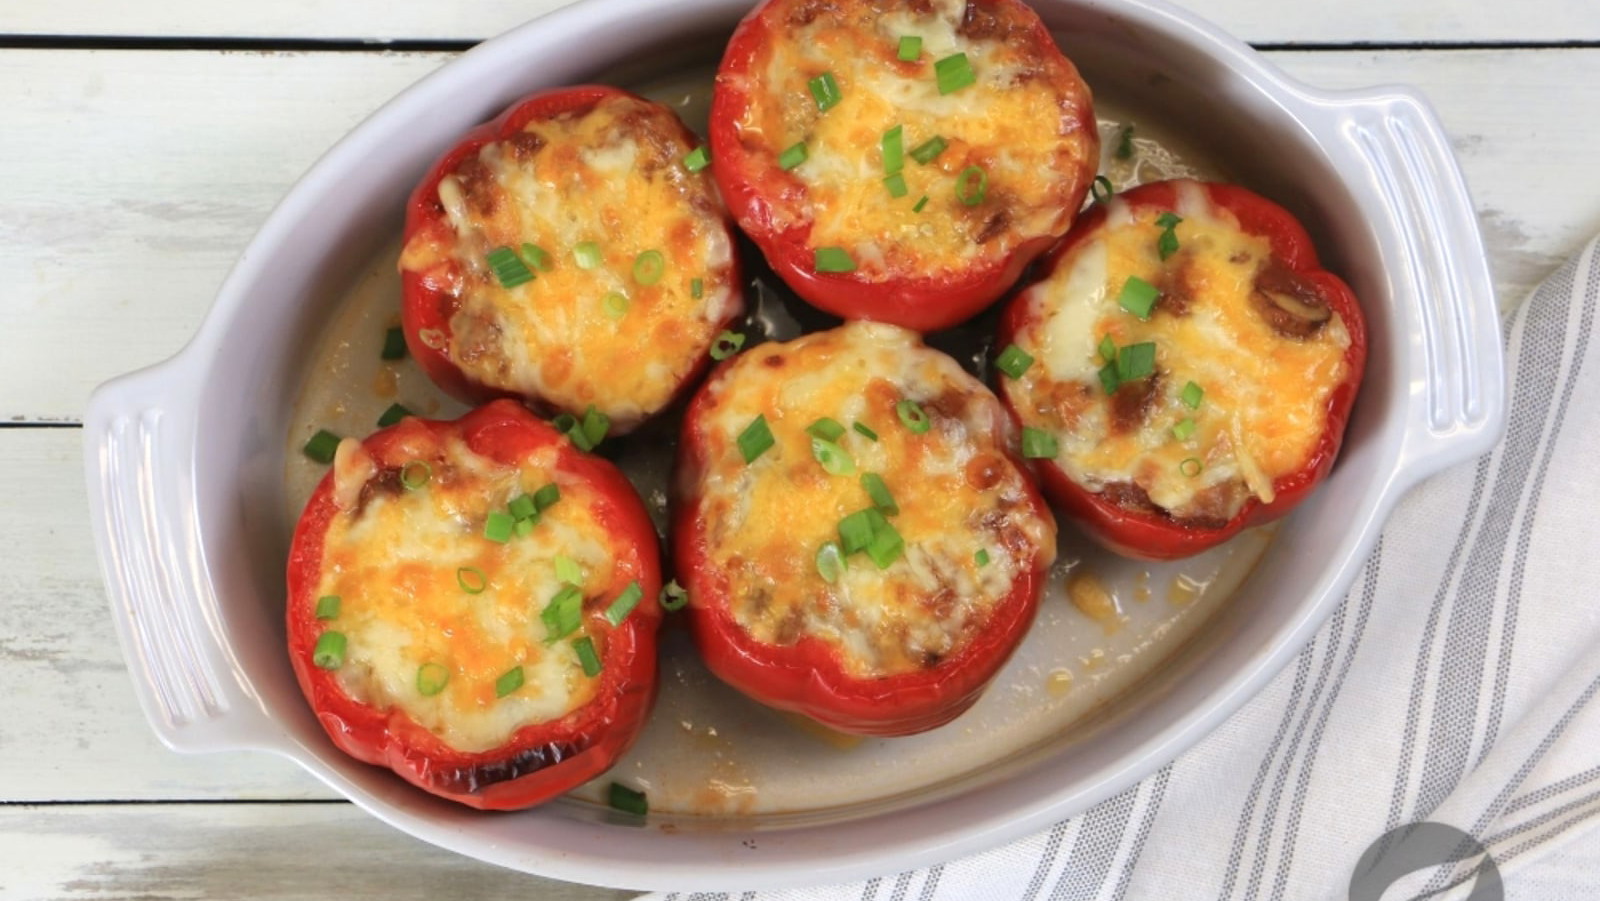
<box><xmin>4</xmin><ymin>1</ymin><xmax>1599</xmax><ymax>897</ymax></box>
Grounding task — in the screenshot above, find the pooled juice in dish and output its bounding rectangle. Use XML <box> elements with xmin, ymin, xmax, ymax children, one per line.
<box><xmin>284</xmin><ymin>64</ymin><xmax>1264</xmax><ymax>818</ymax></box>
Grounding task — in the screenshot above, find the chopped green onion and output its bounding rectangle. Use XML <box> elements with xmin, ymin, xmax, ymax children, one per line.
<box><xmin>1118</xmin><ymin>276</ymin><xmax>1160</xmax><ymax>320</ymax></box>
<box><xmin>487</xmin><ymin>246</ymin><xmax>534</xmax><ymax>288</ymax></box>
<box><xmin>608</xmin><ymin>782</ymin><xmax>648</xmax><ymax>816</ymax></box>
<box><xmin>457</xmin><ymin>566</ymin><xmax>487</xmax><ymax>594</ymax></box>
<box><xmin>811</xmin><ymin>436</ymin><xmax>856</xmax><ymax>475</ymax></box>
<box><xmin>605</xmin><ymin>581</ymin><xmax>644</xmax><ymax>627</ymax></box>
<box><xmin>401</xmin><ymin>460</ymin><xmax>431</xmax><ymax>490</ymax></box>
<box><xmin>884</xmin><ymin>172</ymin><xmax>909</xmax><ymax>198</ymax></box>
<box><xmin>534</xmin><ymin>483</ymin><xmax>561</xmax><ymax>512</ymax></box>
<box><xmin>865</xmin><ymin>520</ymin><xmax>905</xmax><ymax>569</ymax></box>
<box><xmin>1181</xmin><ymin>380</ymin><xmax>1205</xmax><ymax>409</ymax></box>
<box><xmin>910</xmin><ymin>136</ymin><xmax>947</xmax><ymax>165</ymax></box>
<box><xmin>934</xmin><ymin>52</ymin><xmax>976</xmax><ymax>95</ymax></box>
<box><xmin>691</xmin><ymin>277</ymin><xmax>705</xmax><ymax>299</ymax></box>
<box><xmin>710</xmin><ymin>330</ymin><xmax>746</xmax><ymax>360</ymax></box>
<box><xmin>632</xmin><ymin>249</ymin><xmax>666</xmax><ymax>285</ymax></box>
<box><xmin>1098</xmin><ymin>334</ymin><xmax>1118</xmax><ymax>364</ymax></box>
<box><xmin>659</xmin><ymin>580</ymin><xmax>689</xmax><ymax>612</ymax></box>
<box><xmin>520</xmin><ymin>243</ymin><xmax>553</xmax><ymax>272</ymax></box>
<box><xmin>814</xmin><ymin>246</ymin><xmax>856</xmax><ymax>273</ymax></box>
<box><xmin>912</xmin><ymin>195</ymin><xmax>930</xmax><ymax>213</ymax></box>
<box><xmin>573</xmin><ymin>636</ymin><xmax>602</xmax><ymax>678</ymax></box>
<box><xmin>1157</xmin><ymin>212</ymin><xmax>1182</xmax><ymax>228</ymax></box>
<box><xmin>895</xmin><ymin>399</ymin><xmax>931</xmax><ymax>434</ymax></box>
<box><xmin>315</xmin><ymin>595</ymin><xmax>341</xmax><ymax>620</ymax></box>
<box><xmin>573</xmin><ymin>241</ymin><xmax>602</xmax><ymax>270</ymax></box>
<box><xmin>541</xmin><ymin>585</ymin><xmax>583</xmax><ymax>642</ymax></box>
<box><xmin>416</xmin><ymin>662</ymin><xmax>449</xmax><ymax>696</ymax></box>
<box><xmin>816</xmin><ymin>541</ymin><xmax>846</xmax><ymax>584</ymax></box>
<box><xmin>778</xmin><ymin>142</ymin><xmax>808</xmax><ymax>171</ymax></box>
<box><xmin>809</xmin><ymin>71</ymin><xmax>842</xmax><ymax>111</ymax></box>
<box><xmin>1091</xmin><ymin>175</ymin><xmax>1114</xmax><ymax>204</ymax></box>
<box><xmin>737</xmin><ymin>414</ymin><xmax>775</xmax><ymax>464</ymax></box>
<box><xmin>602</xmin><ymin>291</ymin><xmax>630</xmax><ymax>319</ymax></box>
<box><xmin>554</xmin><ymin>555</ymin><xmax>583</xmax><ymax>586</ymax></box>
<box><xmin>1099</xmin><ymin>361</ymin><xmax>1122</xmax><ymax>395</ymax></box>
<box><xmin>1172</xmin><ymin>418</ymin><xmax>1197</xmax><ymax>441</ymax></box>
<box><xmin>1021</xmin><ymin>426</ymin><xmax>1059</xmax><ymax>459</ymax></box>
<box><xmin>514</xmin><ymin>518</ymin><xmax>534</xmax><ymax>538</ymax></box>
<box><xmin>483</xmin><ymin>511</ymin><xmax>514</xmax><ymax>544</ymax></box>
<box><xmin>1116</xmin><ymin>342</ymin><xmax>1157</xmax><ymax>382</ymax></box>
<box><xmin>1116</xmin><ymin>125</ymin><xmax>1135</xmax><ymax>160</ymax></box>
<box><xmin>882</xmin><ymin>125</ymin><xmax>904</xmax><ymax>174</ymax></box>
<box><xmin>508</xmin><ymin>494</ymin><xmax>537</xmax><ymax>522</ymax></box>
<box><xmin>955</xmin><ymin>165</ymin><xmax>987</xmax><ymax>206</ymax></box>
<box><xmin>975</xmin><ymin>548</ymin><xmax>991</xmax><ymax>568</ymax></box>
<box><xmin>495</xmin><ymin>666</ymin><xmax>524</xmax><ymax>698</ymax></box>
<box><xmin>313</xmin><ymin>631</ymin><xmax>346</xmax><ymax>670</ymax></box>
<box><xmin>377</xmin><ymin>402</ymin><xmax>412</xmax><ymax>428</ymax></box>
<box><xmin>303</xmin><ymin>429</ymin><xmax>341</xmax><ymax>464</ymax></box>
<box><xmin>1180</xmin><ymin>457</ymin><xmax>1203</xmax><ymax>477</ymax></box>
<box><xmin>837</xmin><ymin>508</ymin><xmax>883</xmax><ymax>555</ymax></box>
<box><xmin>553</xmin><ymin>412</ymin><xmax>577</xmax><ymax>434</ymax></box>
<box><xmin>381</xmin><ymin>326</ymin><xmax>407</xmax><ymax>360</ymax></box>
<box><xmin>1156</xmin><ymin>212</ymin><xmax>1183</xmax><ymax>261</ymax></box>
<box><xmin>570</xmin><ymin>405</ymin><xmax>608</xmax><ymax>451</ymax></box>
<box><xmin>897</xmin><ymin>35</ymin><xmax>922</xmax><ymax>62</ymax></box>
<box><xmin>860</xmin><ymin>473</ymin><xmax>898</xmax><ymax>515</ymax></box>
<box><xmin>806</xmin><ymin>417</ymin><xmax>846</xmax><ymax>441</ymax></box>
<box><xmin>683</xmin><ymin>145</ymin><xmax>711</xmax><ymax>172</ymax></box>
<box><xmin>853</xmin><ymin>421</ymin><xmax>879</xmax><ymax>441</ymax></box>
<box><xmin>995</xmin><ymin>344</ymin><xmax>1034</xmax><ymax>379</ymax></box>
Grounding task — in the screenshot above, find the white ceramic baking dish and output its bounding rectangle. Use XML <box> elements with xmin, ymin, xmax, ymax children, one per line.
<box><xmin>84</xmin><ymin>0</ymin><xmax>1504</xmax><ymax>890</ymax></box>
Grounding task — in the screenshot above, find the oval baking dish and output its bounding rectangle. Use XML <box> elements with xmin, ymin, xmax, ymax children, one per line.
<box><xmin>83</xmin><ymin>0</ymin><xmax>1504</xmax><ymax>890</ymax></box>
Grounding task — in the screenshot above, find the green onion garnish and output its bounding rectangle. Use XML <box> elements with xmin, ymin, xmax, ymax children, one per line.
<box><xmin>554</xmin><ymin>555</ymin><xmax>583</xmax><ymax>586</ymax></box>
<box><xmin>313</xmin><ymin>631</ymin><xmax>346</xmax><ymax>670</ymax></box>
<box><xmin>573</xmin><ymin>636</ymin><xmax>602</xmax><ymax>678</ymax></box>
<box><xmin>882</xmin><ymin>125</ymin><xmax>904</xmax><ymax>174</ymax></box>
<box><xmin>1021</xmin><ymin>427</ymin><xmax>1059</xmax><ymax>459</ymax></box>
<box><xmin>738</xmin><ymin>414</ymin><xmax>775</xmax><ymax>464</ymax></box>
<box><xmin>1118</xmin><ymin>276</ymin><xmax>1160</xmax><ymax>320</ymax></box>
<box><xmin>534</xmin><ymin>483</ymin><xmax>561</xmax><ymax>512</ymax></box>
<box><xmin>1156</xmin><ymin>212</ymin><xmax>1183</xmax><ymax>261</ymax></box>
<box><xmin>495</xmin><ymin>666</ymin><xmax>524</xmax><ymax>698</ymax></box>
<box><xmin>541</xmin><ymin>585</ymin><xmax>584</xmax><ymax>642</ymax></box>
<box><xmin>377</xmin><ymin>402</ymin><xmax>412</xmax><ymax>428</ymax></box>
<box><xmin>865</xmin><ymin>520</ymin><xmax>905</xmax><ymax>569</ymax></box>
<box><xmin>975</xmin><ymin>548</ymin><xmax>991</xmax><ymax>568</ymax></box>
<box><xmin>315</xmin><ymin>595</ymin><xmax>341</xmax><ymax>620</ymax></box>
<box><xmin>1116</xmin><ymin>125</ymin><xmax>1135</xmax><ymax>160</ymax></box>
<box><xmin>934</xmin><ymin>52</ymin><xmax>976</xmax><ymax>94</ymax></box>
<box><xmin>809</xmin><ymin>71</ymin><xmax>842</xmax><ymax>111</ymax></box>
<box><xmin>605</xmin><ymin>581</ymin><xmax>644</xmax><ymax>627</ymax></box>
<box><xmin>814</xmin><ymin>247</ymin><xmax>857</xmax><ymax>273</ymax></box>
<box><xmin>683</xmin><ymin>145</ymin><xmax>711</xmax><ymax>172</ymax></box>
<box><xmin>896</xmin><ymin>399</ymin><xmax>931</xmax><ymax>434</ymax></box>
<box><xmin>401</xmin><ymin>460</ymin><xmax>431</xmax><ymax>490</ymax></box>
<box><xmin>811</xmin><ymin>436</ymin><xmax>856</xmax><ymax>476</ymax></box>
<box><xmin>1099</xmin><ymin>361</ymin><xmax>1122</xmax><ymax>395</ymax></box>
<box><xmin>632</xmin><ymin>249</ymin><xmax>666</xmax><ymax>285</ymax></box>
<box><xmin>884</xmin><ymin>172</ymin><xmax>909</xmax><ymax>198</ymax></box>
<box><xmin>603</xmin><ymin>292</ymin><xmax>630</xmax><ymax>319</ymax></box>
<box><xmin>1091</xmin><ymin>175</ymin><xmax>1114</xmax><ymax>204</ymax></box>
<box><xmin>483</xmin><ymin>511</ymin><xmax>514</xmax><ymax>544</ymax></box>
<box><xmin>416</xmin><ymin>663</ymin><xmax>449</xmax><ymax>696</ymax></box>
<box><xmin>778</xmin><ymin>142</ymin><xmax>808</xmax><ymax>171</ymax></box>
<box><xmin>520</xmin><ymin>243</ymin><xmax>553</xmax><ymax>272</ymax></box>
<box><xmin>515</xmin><ymin>518</ymin><xmax>534</xmax><ymax>538</ymax></box>
<box><xmin>487</xmin><ymin>245</ymin><xmax>534</xmax><ymax>288</ymax></box>
<box><xmin>691</xmin><ymin>277</ymin><xmax>705</xmax><ymax>299</ymax></box>
<box><xmin>508</xmin><ymin>494</ymin><xmax>537</xmax><ymax>522</ymax></box>
<box><xmin>303</xmin><ymin>429</ymin><xmax>340</xmax><ymax>465</ymax></box>
<box><xmin>1098</xmin><ymin>334</ymin><xmax>1117</xmax><ymax>364</ymax></box>
<box><xmin>837</xmin><ymin>508</ymin><xmax>883</xmax><ymax>555</ymax></box>
<box><xmin>995</xmin><ymin>344</ymin><xmax>1034</xmax><ymax>379</ymax></box>
<box><xmin>816</xmin><ymin>541</ymin><xmax>846</xmax><ymax>584</ymax></box>
<box><xmin>564</xmin><ymin>405</ymin><xmax>608</xmax><ymax>451</ymax></box>
<box><xmin>1181</xmin><ymin>380</ymin><xmax>1204</xmax><ymax>409</ymax></box>
<box><xmin>860</xmin><ymin>473</ymin><xmax>898</xmax><ymax>515</ymax></box>
<box><xmin>381</xmin><ymin>326</ymin><xmax>407</xmax><ymax>360</ymax></box>
<box><xmin>659</xmin><ymin>580</ymin><xmax>690</xmax><ymax>612</ymax></box>
<box><xmin>710</xmin><ymin>330</ymin><xmax>746</xmax><ymax>360</ymax></box>
<box><xmin>1117</xmin><ymin>342</ymin><xmax>1157</xmax><ymax>381</ymax></box>
<box><xmin>573</xmin><ymin>241</ymin><xmax>602</xmax><ymax>270</ymax></box>
<box><xmin>910</xmin><ymin>136</ymin><xmax>947</xmax><ymax>165</ymax></box>
<box><xmin>897</xmin><ymin>35</ymin><xmax>922</xmax><ymax>62</ymax></box>
<box><xmin>1180</xmin><ymin>457</ymin><xmax>1203</xmax><ymax>477</ymax></box>
<box><xmin>457</xmin><ymin>566</ymin><xmax>487</xmax><ymax>594</ymax></box>
<box><xmin>955</xmin><ymin>165</ymin><xmax>987</xmax><ymax>206</ymax></box>
<box><xmin>912</xmin><ymin>195</ymin><xmax>930</xmax><ymax>213</ymax></box>
<box><xmin>853</xmin><ymin>421</ymin><xmax>879</xmax><ymax>441</ymax></box>
<box><xmin>608</xmin><ymin>782</ymin><xmax>648</xmax><ymax>816</ymax></box>
<box><xmin>806</xmin><ymin>418</ymin><xmax>847</xmax><ymax>441</ymax></box>
<box><xmin>1172</xmin><ymin>418</ymin><xmax>1197</xmax><ymax>441</ymax></box>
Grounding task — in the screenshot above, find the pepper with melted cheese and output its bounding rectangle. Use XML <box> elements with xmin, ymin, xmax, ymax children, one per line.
<box><xmin>1000</xmin><ymin>179</ymin><xmax>1361</xmax><ymax>539</ymax></box>
<box><xmin>400</xmin><ymin>87</ymin><xmax>741</xmax><ymax>431</ymax></box>
<box><xmin>675</xmin><ymin>321</ymin><xmax>1057</xmax><ymax>734</ymax></box>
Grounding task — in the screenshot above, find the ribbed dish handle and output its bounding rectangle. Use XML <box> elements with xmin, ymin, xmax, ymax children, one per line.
<box><xmin>84</xmin><ymin>357</ymin><xmax>283</xmax><ymax>755</ymax></box>
<box><xmin>1333</xmin><ymin>87</ymin><xmax>1507</xmax><ymax>479</ymax></box>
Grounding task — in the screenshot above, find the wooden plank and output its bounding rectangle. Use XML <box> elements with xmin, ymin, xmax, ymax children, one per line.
<box><xmin>0</xmin><ymin>0</ymin><xmax>1595</xmax><ymax>46</ymax></box>
<box><xmin>0</xmin><ymin>803</ymin><xmax>633</xmax><ymax>901</ymax></box>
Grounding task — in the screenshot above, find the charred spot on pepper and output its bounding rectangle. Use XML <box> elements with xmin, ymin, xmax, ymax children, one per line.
<box><xmin>1100</xmin><ymin>481</ymin><xmax>1164</xmax><ymax>517</ymax></box>
<box><xmin>1252</xmin><ymin>261</ymin><xmax>1332</xmax><ymax>339</ymax></box>
<box><xmin>353</xmin><ymin>466</ymin><xmax>407</xmax><ymax>518</ymax></box>
<box><xmin>958</xmin><ymin>0</ymin><xmax>1017</xmax><ymax>41</ymax></box>
<box><xmin>425</xmin><ymin>737</ymin><xmax>588</xmax><ymax>795</ymax></box>
<box><xmin>762</xmin><ymin>352</ymin><xmax>786</xmax><ymax>368</ymax></box>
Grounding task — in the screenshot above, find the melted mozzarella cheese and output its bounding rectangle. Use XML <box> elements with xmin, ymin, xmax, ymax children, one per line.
<box><xmin>311</xmin><ymin>428</ymin><xmax>622</xmax><ymax>753</ymax></box>
<box><xmin>1007</xmin><ymin>188</ymin><xmax>1353</xmax><ymax>522</ymax></box>
<box><xmin>689</xmin><ymin>321</ymin><xmax>1056</xmax><ymax>678</ymax></box>
<box><xmin>736</xmin><ymin>0</ymin><xmax>1095</xmax><ymax>277</ymax></box>
<box><xmin>398</xmin><ymin>93</ymin><xmax>737</xmax><ymax>429</ymax></box>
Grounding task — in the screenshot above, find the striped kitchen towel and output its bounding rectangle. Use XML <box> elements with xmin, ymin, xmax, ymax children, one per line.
<box><xmin>641</xmin><ymin>235</ymin><xmax>1600</xmax><ymax>901</ymax></box>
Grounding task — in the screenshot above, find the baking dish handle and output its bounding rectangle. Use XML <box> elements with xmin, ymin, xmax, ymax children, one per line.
<box><xmin>84</xmin><ymin>355</ymin><xmax>288</xmax><ymax>756</ymax></box>
<box><xmin>1327</xmin><ymin>87</ymin><xmax>1507</xmax><ymax>481</ymax></box>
